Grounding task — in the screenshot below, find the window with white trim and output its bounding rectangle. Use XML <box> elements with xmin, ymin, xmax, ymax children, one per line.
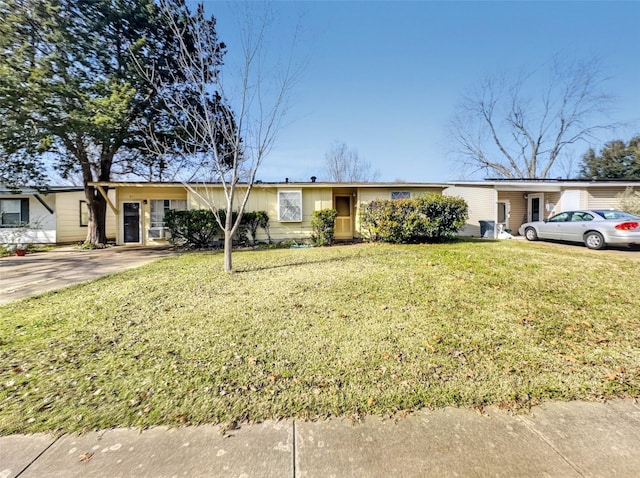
<box><xmin>79</xmin><ymin>200</ymin><xmax>89</xmax><ymax>227</ymax></box>
<box><xmin>148</xmin><ymin>199</ymin><xmax>187</xmax><ymax>239</ymax></box>
<box><xmin>391</xmin><ymin>191</ymin><xmax>411</xmax><ymax>200</ymax></box>
<box><xmin>150</xmin><ymin>199</ymin><xmax>187</xmax><ymax>228</ymax></box>
<box><xmin>278</xmin><ymin>190</ymin><xmax>302</xmax><ymax>222</ymax></box>
<box><xmin>0</xmin><ymin>198</ymin><xmax>28</xmax><ymax>227</ymax></box>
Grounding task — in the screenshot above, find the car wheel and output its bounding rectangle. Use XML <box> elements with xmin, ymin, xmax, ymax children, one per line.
<box><xmin>584</xmin><ymin>231</ymin><xmax>605</xmax><ymax>250</ymax></box>
<box><xmin>525</xmin><ymin>227</ymin><xmax>538</xmax><ymax>241</ymax></box>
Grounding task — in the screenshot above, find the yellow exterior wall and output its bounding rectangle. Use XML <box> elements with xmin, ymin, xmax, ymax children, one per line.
<box><xmin>189</xmin><ymin>185</ymin><xmax>334</xmax><ymax>242</ymax></box>
<box><xmin>56</xmin><ymin>190</ymin><xmax>117</xmax><ymax>243</ymax></box>
<box><xmin>117</xmin><ymin>185</ymin><xmax>188</xmax><ymax>245</ymax></box>
<box><xmin>355</xmin><ymin>187</ymin><xmax>444</xmax><ymax>238</ymax></box>
<box><xmin>104</xmin><ymin>183</ymin><xmax>449</xmax><ymax>245</ymax></box>
<box><xmin>357</xmin><ymin>187</ymin><xmax>442</xmax><ymax>204</ymax></box>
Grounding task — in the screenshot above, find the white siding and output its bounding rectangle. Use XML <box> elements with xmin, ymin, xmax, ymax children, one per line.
<box><xmin>56</xmin><ymin>191</ymin><xmax>117</xmax><ymax>243</ymax></box>
<box><xmin>558</xmin><ymin>190</ymin><xmax>581</xmax><ymax>211</ymax></box>
<box><xmin>0</xmin><ymin>195</ymin><xmax>57</xmax><ymax>244</ymax></box>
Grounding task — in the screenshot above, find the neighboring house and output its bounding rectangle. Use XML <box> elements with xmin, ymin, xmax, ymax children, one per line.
<box><xmin>0</xmin><ymin>187</ymin><xmax>117</xmax><ymax>245</ymax></box>
<box><xmin>444</xmin><ymin>179</ymin><xmax>640</xmax><ymax>237</ymax></box>
<box><xmin>88</xmin><ymin>181</ymin><xmax>446</xmax><ymax>246</ymax></box>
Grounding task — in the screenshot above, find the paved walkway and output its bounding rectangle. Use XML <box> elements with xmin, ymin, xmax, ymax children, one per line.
<box><xmin>2</xmin><ymin>399</ymin><xmax>640</xmax><ymax>477</ymax></box>
<box><xmin>0</xmin><ymin>246</ymin><xmax>177</xmax><ymax>305</ymax></box>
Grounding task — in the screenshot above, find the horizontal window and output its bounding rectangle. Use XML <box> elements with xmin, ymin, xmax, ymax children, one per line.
<box><xmin>150</xmin><ymin>199</ymin><xmax>187</xmax><ymax>229</ymax></box>
<box><xmin>391</xmin><ymin>191</ymin><xmax>411</xmax><ymax>200</ymax></box>
<box><xmin>0</xmin><ymin>198</ymin><xmax>29</xmax><ymax>227</ymax></box>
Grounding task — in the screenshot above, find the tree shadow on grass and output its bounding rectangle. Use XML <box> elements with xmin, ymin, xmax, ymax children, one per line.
<box><xmin>233</xmin><ymin>248</ymin><xmax>395</xmax><ymax>274</ymax></box>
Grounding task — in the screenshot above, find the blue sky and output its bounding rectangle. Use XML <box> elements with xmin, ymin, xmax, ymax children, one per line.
<box><xmin>201</xmin><ymin>1</ymin><xmax>640</xmax><ymax>182</ymax></box>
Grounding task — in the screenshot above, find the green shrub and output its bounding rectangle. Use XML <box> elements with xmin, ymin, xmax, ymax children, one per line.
<box><xmin>311</xmin><ymin>208</ymin><xmax>338</xmax><ymax>246</ymax></box>
<box><xmin>618</xmin><ymin>187</ymin><xmax>640</xmax><ymax>216</ymax></box>
<box><xmin>360</xmin><ymin>194</ymin><xmax>468</xmax><ymax>243</ymax></box>
<box><xmin>165</xmin><ymin>209</ymin><xmax>221</xmax><ymax>247</ymax></box>
<box><xmin>242</xmin><ymin>211</ymin><xmax>270</xmax><ymax>245</ymax></box>
<box><xmin>165</xmin><ymin>209</ymin><xmax>270</xmax><ymax>248</ymax></box>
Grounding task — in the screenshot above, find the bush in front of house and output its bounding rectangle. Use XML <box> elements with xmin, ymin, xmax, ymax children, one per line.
<box><xmin>242</xmin><ymin>211</ymin><xmax>271</xmax><ymax>245</ymax></box>
<box><xmin>311</xmin><ymin>208</ymin><xmax>338</xmax><ymax>246</ymax></box>
<box><xmin>618</xmin><ymin>187</ymin><xmax>640</xmax><ymax>216</ymax></box>
<box><xmin>165</xmin><ymin>209</ymin><xmax>220</xmax><ymax>247</ymax></box>
<box><xmin>165</xmin><ymin>209</ymin><xmax>271</xmax><ymax>248</ymax></box>
<box><xmin>360</xmin><ymin>194</ymin><xmax>468</xmax><ymax>243</ymax></box>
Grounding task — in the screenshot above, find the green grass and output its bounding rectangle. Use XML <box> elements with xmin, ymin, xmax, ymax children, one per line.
<box><xmin>1</xmin><ymin>240</ymin><xmax>639</xmax><ymax>435</ymax></box>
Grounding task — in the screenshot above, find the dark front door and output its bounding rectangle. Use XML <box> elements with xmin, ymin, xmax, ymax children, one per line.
<box><xmin>531</xmin><ymin>197</ymin><xmax>541</xmax><ymax>222</ymax></box>
<box><xmin>123</xmin><ymin>202</ymin><xmax>141</xmax><ymax>243</ymax></box>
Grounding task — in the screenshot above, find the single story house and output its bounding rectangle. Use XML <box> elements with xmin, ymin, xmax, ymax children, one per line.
<box><xmin>444</xmin><ymin>179</ymin><xmax>640</xmax><ymax>237</ymax></box>
<box><xmin>87</xmin><ymin>181</ymin><xmax>446</xmax><ymax>246</ymax></box>
<box><xmin>0</xmin><ymin>187</ymin><xmax>116</xmax><ymax>245</ymax></box>
<box><xmin>4</xmin><ymin>179</ymin><xmax>638</xmax><ymax>246</ymax></box>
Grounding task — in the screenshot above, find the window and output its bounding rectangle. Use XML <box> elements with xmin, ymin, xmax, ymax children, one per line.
<box><xmin>570</xmin><ymin>212</ymin><xmax>593</xmax><ymax>222</ymax></box>
<box><xmin>79</xmin><ymin>200</ymin><xmax>89</xmax><ymax>227</ymax></box>
<box><xmin>335</xmin><ymin>196</ymin><xmax>351</xmax><ymax>217</ymax></box>
<box><xmin>278</xmin><ymin>190</ymin><xmax>302</xmax><ymax>222</ymax></box>
<box><xmin>548</xmin><ymin>212</ymin><xmax>571</xmax><ymax>222</ymax></box>
<box><xmin>150</xmin><ymin>199</ymin><xmax>187</xmax><ymax>228</ymax></box>
<box><xmin>0</xmin><ymin>198</ymin><xmax>28</xmax><ymax>227</ymax></box>
<box><xmin>391</xmin><ymin>191</ymin><xmax>410</xmax><ymax>200</ymax></box>
<box><xmin>594</xmin><ymin>210</ymin><xmax>639</xmax><ymax>220</ymax></box>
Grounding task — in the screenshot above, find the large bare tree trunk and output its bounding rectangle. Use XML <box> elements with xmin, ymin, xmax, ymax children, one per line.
<box><xmin>85</xmin><ymin>185</ymin><xmax>108</xmax><ymax>244</ymax></box>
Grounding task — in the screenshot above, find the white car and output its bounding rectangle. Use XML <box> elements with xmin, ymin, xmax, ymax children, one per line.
<box><xmin>518</xmin><ymin>210</ymin><xmax>640</xmax><ymax>250</ymax></box>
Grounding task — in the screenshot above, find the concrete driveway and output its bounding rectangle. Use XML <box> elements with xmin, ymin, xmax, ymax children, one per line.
<box><xmin>0</xmin><ymin>246</ymin><xmax>178</xmax><ymax>305</ymax></box>
<box><xmin>528</xmin><ymin>239</ymin><xmax>640</xmax><ymax>258</ymax></box>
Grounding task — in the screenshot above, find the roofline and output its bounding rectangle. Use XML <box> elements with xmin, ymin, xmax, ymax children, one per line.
<box><xmin>88</xmin><ymin>181</ymin><xmax>447</xmax><ymax>189</ymax></box>
<box><xmin>0</xmin><ymin>186</ymin><xmax>85</xmax><ymax>195</ymax></box>
<box><xmin>446</xmin><ymin>179</ymin><xmax>640</xmax><ymax>190</ymax></box>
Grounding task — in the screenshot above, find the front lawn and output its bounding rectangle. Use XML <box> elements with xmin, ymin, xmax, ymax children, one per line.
<box><xmin>1</xmin><ymin>240</ymin><xmax>639</xmax><ymax>435</ymax></box>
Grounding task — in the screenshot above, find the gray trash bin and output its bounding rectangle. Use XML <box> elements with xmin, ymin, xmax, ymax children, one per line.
<box><xmin>479</xmin><ymin>220</ymin><xmax>495</xmax><ymax>238</ymax></box>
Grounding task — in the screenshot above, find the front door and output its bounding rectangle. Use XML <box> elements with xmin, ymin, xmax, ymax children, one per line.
<box><xmin>497</xmin><ymin>201</ymin><xmax>509</xmax><ymax>231</ymax></box>
<box><xmin>334</xmin><ymin>195</ymin><xmax>353</xmax><ymax>240</ymax></box>
<box><xmin>122</xmin><ymin>202</ymin><xmax>141</xmax><ymax>244</ymax></box>
<box><xmin>528</xmin><ymin>194</ymin><xmax>543</xmax><ymax>222</ymax></box>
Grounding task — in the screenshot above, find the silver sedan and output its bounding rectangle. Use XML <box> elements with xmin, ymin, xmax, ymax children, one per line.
<box><xmin>518</xmin><ymin>209</ymin><xmax>640</xmax><ymax>250</ymax></box>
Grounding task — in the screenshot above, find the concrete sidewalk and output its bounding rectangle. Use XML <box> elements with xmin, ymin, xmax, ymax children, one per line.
<box><xmin>2</xmin><ymin>399</ymin><xmax>639</xmax><ymax>477</ymax></box>
<box><xmin>0</xmin><ymin>246</ymin><xmax>177</xmax><ymax>305</ymax></box>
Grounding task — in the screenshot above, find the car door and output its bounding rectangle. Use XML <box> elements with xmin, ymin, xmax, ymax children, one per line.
<box><xmin>538</xmin><ymin>212</ymin><xmax>571</xmax><ymax>239</ymax></box>
<box><xmin>561</xmin><ymin>212</ymin><xmax>595</xmax><ymax>241</ymax></box>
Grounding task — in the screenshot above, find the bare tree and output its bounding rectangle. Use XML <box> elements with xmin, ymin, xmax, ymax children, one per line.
<box><xmin>323</xmin><ymin>141</ymin><xmax>380</xmax><ymax>182</ymax></box>
<box><xmin>449</xmin><ymin>57</ymin><xmax>615</xmax><ymax>179</ymax></box>
<box><xmin>140</xmin><ymin>1</ymin><xmax>298</xmax><ymax>271</ymax></box>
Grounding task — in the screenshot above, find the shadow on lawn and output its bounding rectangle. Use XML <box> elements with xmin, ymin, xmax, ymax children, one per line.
<box><xmin>233</xmin><ymin>247</ymin><xmax>395</xmax><ymax>273</ymax></box>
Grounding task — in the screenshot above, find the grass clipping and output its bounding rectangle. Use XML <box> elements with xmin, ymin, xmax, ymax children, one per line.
<box><xmin>1</xmin><ymin>241</ymin><xmax>639</xmax><ymax>434</ymax></box>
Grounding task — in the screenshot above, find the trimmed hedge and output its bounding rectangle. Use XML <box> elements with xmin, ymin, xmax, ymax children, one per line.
<box><xmin>359</xmin><ymin>194</ymin><xmax>468</xmax><ymax>243</ymax></box>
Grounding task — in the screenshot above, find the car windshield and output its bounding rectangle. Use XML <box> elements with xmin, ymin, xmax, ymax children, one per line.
<box><xmin>592</xmin><ymin>210</ymin><xmax>640</xmax><ymax>220</ymax></box>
